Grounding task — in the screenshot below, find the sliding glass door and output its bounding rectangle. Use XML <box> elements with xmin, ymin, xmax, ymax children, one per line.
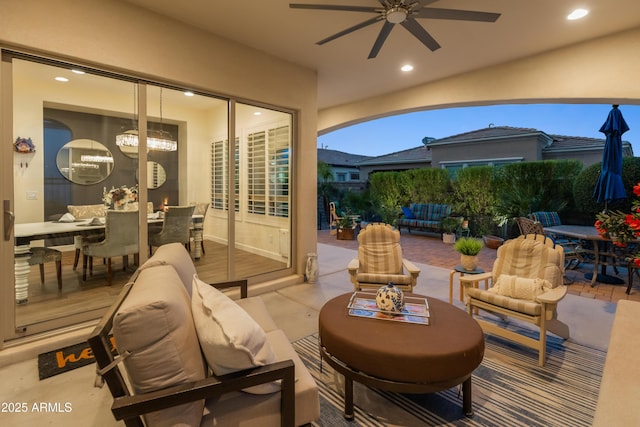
<box><xmin>1</xmin><ymin>53</ymin><xmax>294</xmax><ymax>342</ymax></box>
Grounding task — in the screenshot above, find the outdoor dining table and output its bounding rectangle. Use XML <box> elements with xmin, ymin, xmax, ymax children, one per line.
<box><xmin>543</xmin><ymin>224</ymin><xmax>624</xmax><ymax>287</ymax></box>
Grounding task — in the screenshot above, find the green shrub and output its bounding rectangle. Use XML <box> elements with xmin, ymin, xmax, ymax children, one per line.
<box><xmin>402</xmin><ymin>168</ymin><xmax>450</xmax><ymax>204</ymax></box>
<box><xmin>494</xmin><ymin>160</ymin><xmax>582</xmax><ymax>219</ymax></box>
<box><xmin>573</xmin><ymin>157</ymin><xmax>640</xmax><ymax>224</ymax></box>
<box><xmin>369</xmin><ymin>171</ymin><xmax>407</xmax><ymax>225</ymax></box>
<box><xmin>450</xmin><ymin>166</ymin><xmax>497</xmax><ymax>235</ymax></box>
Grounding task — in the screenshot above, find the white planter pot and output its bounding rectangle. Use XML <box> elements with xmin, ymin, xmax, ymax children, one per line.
<box><xmin>442</xmin><ymin>233</ymin><xmax>456</xmax><ymax>244</ymax></box>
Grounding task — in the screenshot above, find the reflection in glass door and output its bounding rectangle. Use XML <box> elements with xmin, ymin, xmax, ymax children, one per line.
<box><xmin>3</xmin><ymin>54</ymin><xmax>294</xmax><ymax>342</ymax></box>
<box><xmin>234</xmin><ymin>103</ymin><xmax>292</xmax><ymax>279</ymax></box>
<box><xmin>10</xmin><ymin>57</ymin><xmax>141</xmax><ymax>337</ymax></box>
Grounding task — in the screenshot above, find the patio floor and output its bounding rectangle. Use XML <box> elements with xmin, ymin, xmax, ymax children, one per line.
<box><xmin>318</xmin><ymin>229</ymin><xmax>640</xmax><ymax>303</ymax></box>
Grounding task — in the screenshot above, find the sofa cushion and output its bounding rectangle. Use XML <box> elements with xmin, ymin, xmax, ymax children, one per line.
<box><xmin>139</xmin><ymin>242</ymin><xmax>197</xmax><ymax>296</ymax></box>
<box><xmin>113</xmin><ymin>264</ymin><xmax>206</xmax><ymax>427</ymax></box>
<box><xmin>428</xmin><ymin>203</ymin><xmax>451</xmax><ymax>221</ymax></box>
<box><xmin>236</xmin><ymin>297</ymin><xmax>279</xmax><ymax>333</ymax></box>
<box><xmin>401</xmin><ymin>206</ymin><xmax>415</xmax><ymax>219</ymax></box>
<box><xmin>201</xmin><ymin>329</ymin><xmax>321</xmax><ymax>427</ymax></box>
<box><xmin>410</xmin><ymin>203</ymin><xmax>428</xmax><ymax>220</ymax></box>
<box><xmin>191</xmin><ymin>275</ymin><xmax>279</xmax><ymax>394</ymax></box>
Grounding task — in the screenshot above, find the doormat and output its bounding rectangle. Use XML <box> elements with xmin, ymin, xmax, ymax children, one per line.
<box><xmin>37</xmin><ymin>336</ymin><xmax>116</xmax><ymax>380</ymax></box>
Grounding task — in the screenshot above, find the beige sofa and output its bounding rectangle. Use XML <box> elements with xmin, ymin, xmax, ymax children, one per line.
<box><xmin>88</xmin><ymin>243</ymin><xmax>320</xmax><ymax>427</ymax></box>
<box><xmin>592</xmin><ymin>299</ymin><xmax>640</xmax><ymax>426</ymax></box>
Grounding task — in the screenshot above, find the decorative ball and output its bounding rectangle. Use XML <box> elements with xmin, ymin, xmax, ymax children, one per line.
<box><xmin>375</xmin><ymin>283</ymin><xmax>405</xmax><ymax>313</ymax></box>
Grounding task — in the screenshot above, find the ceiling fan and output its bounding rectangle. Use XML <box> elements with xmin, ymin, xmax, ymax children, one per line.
<box><xmin>289</xmin><ymin>0</ymin><xmax>501</xmax><ymax>59</ymax></box>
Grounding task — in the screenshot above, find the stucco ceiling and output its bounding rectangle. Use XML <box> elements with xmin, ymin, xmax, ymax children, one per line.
<box><xmin>121</xmin><ymin>0</ymin><xmax>640</xmax><ymax>110</ymax></box>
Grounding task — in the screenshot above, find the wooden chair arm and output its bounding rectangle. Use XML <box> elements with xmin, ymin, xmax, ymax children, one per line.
<box><xmin>112</xmin><ymin>359</ymin><xmax>295</xmax><ymax>427</ymax></box>
<box><xmin>459</xmin><ymin>272</ymin><xmax>494</xmax><ymax>286</ymax></box>
<box><xmin>402</xmin><ymin>259</ymin><xmax>420</xmax><ymax>277</ymax></box>
<box><xmin>536</xmin><ymin>286</ymin><xmax>567</xmax><ymax>304</ymax></box>
<box><xmin>211</xmin><ymin>279</ymin><xmax>248</xmax><ymax>299</ymax></box>
<box><xmin>347</xmin><ymin>258</ymin><xmax>359</xmax><ymax>273</ymax></box>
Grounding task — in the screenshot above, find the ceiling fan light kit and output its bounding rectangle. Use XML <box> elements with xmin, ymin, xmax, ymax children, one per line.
<box><xmin>290</xmin><ymin>0</ymin><xmax>501</xmax><ymax>58</ymax></box>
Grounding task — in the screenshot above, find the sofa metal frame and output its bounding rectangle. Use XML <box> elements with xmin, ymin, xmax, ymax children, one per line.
<box><xmin>87</xmin><ymin>277</ymin><xmax>296</xmax><ymax>427</ymax></box>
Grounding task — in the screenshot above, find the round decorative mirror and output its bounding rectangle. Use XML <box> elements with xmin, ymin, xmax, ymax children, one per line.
<box><xmin>56</xmin><ymin>139</ymin><xmax>114</xmax><ymax>185</ymax></box>
<box><xmin>136</xmin><ymin>161</ymin><xmax>167</xmax><ymax>189</ymax></box>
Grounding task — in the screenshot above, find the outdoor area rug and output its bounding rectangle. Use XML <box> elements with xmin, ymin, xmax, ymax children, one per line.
<box><xmin>294</xmin><ymin>333</ymin><xmax>604</xmax><ymax>427</ymax></box>
<box><xmin>38</xmin><ymin>336</ymin><xmax>115</xmax><ymax>380</ymax></box>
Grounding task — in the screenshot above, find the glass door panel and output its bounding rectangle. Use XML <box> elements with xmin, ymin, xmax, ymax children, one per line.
<box><xmin>145</xmin><ymin>85</ymin><xmax>230</xmax><ymax>282</ymax></box>
<box><xmin>234</xmin><ymin>103</ymin><xmax>292</xmax><ymax>279</ymax></box>
<box><xmin>11</xmin><ymin>58</ymin><xmax>140</xmax><ymax>337</ymax></box>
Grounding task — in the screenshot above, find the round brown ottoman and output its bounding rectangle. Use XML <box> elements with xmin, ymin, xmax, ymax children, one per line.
<box><xmin>319</xmin><ymin>292</ymin><xmax>484</xmax><ymax>419</ymax></box>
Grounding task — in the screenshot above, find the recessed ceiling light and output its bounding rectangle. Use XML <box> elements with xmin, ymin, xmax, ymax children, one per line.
<box><xmin>55</xmin><ymin>77</ymin><xmax>69</xmax><ymax>82</ymax></box>
<box><xmin>567</xmin><ymin>8</ymin><xmax>589</xmax><ymax>20</ymax></box>
<box><xmin>253</xmin><ymin>111</ymin><xmax>262</xmax><ymax>116</ymax></box>
<box><xmin>401</xmin><ymin>64</ymin><xmax>414</xmax><ymax>72</ymax></box>
<box><xmin>71</xmin><ymin>69</ymin><xmax>85</xmax><ymax>74</ymax></box>
<box><xmin>184</xmin><ymin>91</ymin><xmax>194</xmax><ymax>97</ymax></box>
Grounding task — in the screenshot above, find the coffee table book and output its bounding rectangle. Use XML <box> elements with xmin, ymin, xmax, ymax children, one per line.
<box><xmin>347</xmin><ymin>291</ymin><xmax>430</xmax><ymax>325</ymax></box>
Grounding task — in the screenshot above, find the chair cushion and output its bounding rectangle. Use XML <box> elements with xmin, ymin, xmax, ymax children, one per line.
<box><xmin>67</xmin><ymin>204</ymin><xmax>106</xmax><ymax>219</ymax></box>
<box><xmin>356</xmin><ymin>273</ymin><xmax>413</xmax><ymax>285</ymax></box>
<box><xmin>467</xmin><ymin>287</ymin><xmax>542</xmax><ymax>316</ymax></box>
<box><xmin>493</xmin><ymin>238</ymin><xmax>564</xmax><ymax>288</ymax></box>
<box><xmin>113</xmin><ymin>265</ymin><xmax>206</xmax><ymax>427</ymax></box>
<box><xmin>492</xmin><ymin>274</ymin><xmax>552</xmax><ymax>300</ymax></box>
<box><xmin>531</xmin><ymin>211</ymin><xmax>562</xmax><ymax>227</ymax></box>
<box><xmin>191</xmin><ymin>275</ymin><xmax>279</xmax><ymax>394</ymax></box>
<box><xmin>357</xmin><ymin>224</ymin><xmax>403</xmax><ymax>274</ymax></box>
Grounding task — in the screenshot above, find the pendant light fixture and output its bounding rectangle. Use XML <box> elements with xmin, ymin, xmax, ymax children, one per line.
<box><xmin>116</xmin><ymin>86</ymin><xmax>177</xmax><ymax>152</ymax></box>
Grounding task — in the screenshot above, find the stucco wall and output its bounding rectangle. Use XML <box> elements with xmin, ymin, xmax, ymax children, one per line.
<box><xmin>318</xmin><ymin>27</ymin><xmax>640</xmax><ymax>134</ymax></box>
<box><xmin>0</xmin><ymin>0</ymin><xmax>318</xmax><ymax>281</ymax></box>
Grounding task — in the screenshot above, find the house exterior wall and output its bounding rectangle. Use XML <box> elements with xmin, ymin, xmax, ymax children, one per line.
<box><xmin>430</xmin><ymin>134</ymin><xmax>548</xmax><ymax>168</ymax></box>
<box><xmin>542</xmin><ymin>149</ymin><xmax>603</xmax><ymax>167</ymax></box>
<box><xmin>0</xmin><ymin>0</ymin><xmax>318</xmax><ymax>344</ymax></box>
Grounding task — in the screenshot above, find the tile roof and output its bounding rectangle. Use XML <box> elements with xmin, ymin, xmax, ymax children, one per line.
<box><xmin>317</xmin><ymin>148</ymin><xmax>371</xmax><ymax>166</ymax></box>
<box><xmin>356</xmin><ymin>126</ymin><xmax>633</xmax><ymax>165</ymax></box>
<box><xmin>544</xmin><ymin>133</ymin><xmax>633</xmax><ymax>155</ymax></box>
<box><xmin>427</xmin><ymin>126</ymin><xmax>549</xmax><ymax>145</ymax></box>
<box><xmin>356</xmin><ymin>145</ymin><xmax>432</xmax><ymax>166</ymax></box>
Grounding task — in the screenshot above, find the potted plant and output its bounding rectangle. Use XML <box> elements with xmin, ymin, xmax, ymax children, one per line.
<box><xmin>453</xmin><ymin>237</ymin><xmax>483</xmax><ymax>271</ymax></box>
<box><xmin>440</xmin><ymin>217</ymin><xmax>461</xmax><ymax>244</ymax></box>
<box><xmin>336</xmin><ymin>211</ymin><xmax>356</xmax><ymax>240</ymax></box>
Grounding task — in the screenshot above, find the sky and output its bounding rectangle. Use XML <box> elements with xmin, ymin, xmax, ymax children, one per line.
<box><xmin>317</xmin><ymin>104</ymin><xmax>640</xmax><ymax>157</ymax></box>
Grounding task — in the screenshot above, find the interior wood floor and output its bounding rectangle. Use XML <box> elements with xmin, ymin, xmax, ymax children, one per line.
<box><xmin>15</xmin><ymin>240</ymin><xmax>287</xmax><ymax>330</ymax></box>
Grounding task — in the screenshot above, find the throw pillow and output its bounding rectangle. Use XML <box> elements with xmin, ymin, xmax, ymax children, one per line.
<box><xmin>191</xmin><ymin>275</ymin><xmax>280</xmax><ymax>394</ymax></box>
<box><xmin>492</xmin><ymin>274</ymin><xmax>552</xmax><ymax>300</ymax></box>
<box><xmin>401</xmin><ymin>207</ymin><xmax>415</xmax><ymax>219</ymax></box>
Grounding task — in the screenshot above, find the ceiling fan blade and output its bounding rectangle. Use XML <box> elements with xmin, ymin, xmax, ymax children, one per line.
<box><xmin>368</xmin><ymin>21</ymin><xmax>394</xmax><ymax>59</ymax></box>
<box><xmin>289</xmin><ymin>4</ymin><xmax>379</xmax><ymax>13</ymax></box>
<box><xmin>401</xmin><ymin>18</ymin><xmax>441</xmax><ymax>51</ymax></box>
<box><xmin>416</xmin><ymin>7</ymin><xmax>501</xmax><ymax>23</ymax></box>
<box><xmin>317</xmin><ymin>16</ymin><xmax>383</xmax><ymax>45</ymax></box>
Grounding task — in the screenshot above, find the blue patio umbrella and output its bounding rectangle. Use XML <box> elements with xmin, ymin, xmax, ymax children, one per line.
<box><xmin>593</xmin><ymin>105</ymin><xmax>629</xmax><ymax>209</ymax></box>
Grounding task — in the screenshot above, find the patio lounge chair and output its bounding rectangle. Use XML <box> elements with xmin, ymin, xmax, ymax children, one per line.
<box><xmin>461</xmin><ymin>234</ymin><xmax>569</xmax><ymax>366</ymax></box>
